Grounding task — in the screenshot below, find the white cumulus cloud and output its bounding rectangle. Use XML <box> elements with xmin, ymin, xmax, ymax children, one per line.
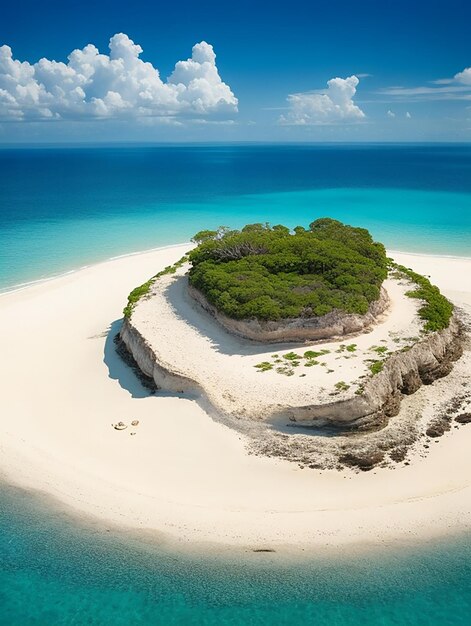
<box><xmin>279</xmin><ymin>75</ymin><xmax>365</xmax><ymax>125</ymax></box>
<box><xmin>0</xmin><ymin>34</ymin><xmax>238</xmax><ymax>122</ymax></box>
<box><xmin>455</xmin><ymin>67</ymin><xmax>471</xmax><ymax>85</ymax></box>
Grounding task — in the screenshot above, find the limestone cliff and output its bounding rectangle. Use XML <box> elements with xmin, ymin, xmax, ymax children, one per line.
<box><xmin>119</xmin><ymin>311</ymin><xmax>464</xmax><ymax>432</ymax></box>
<box><xmin>277</xmin><ymin>315</ymin><xmax>464</xmax><ymax>430</ymax></box>
<box><xmin>188</xmin><ymin>285</ymin><xmax>390</xmax><ymax>343</ymax></box>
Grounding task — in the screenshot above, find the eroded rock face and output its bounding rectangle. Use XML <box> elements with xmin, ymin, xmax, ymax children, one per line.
<box><xmin>400</xmin><ymin>370</ymin><xmax>422</xmax><ymax>395</ymax></box>
<box><xmin>188</xmin><ymin>285</ymin><xmax>390</xmax><ymax>343</ymax></box>
<box><xmin>119</xmin><ymin>320</ymin><xmax>204</xmax><ymax>396</ymax></box>
<box><xmin>119</xmin><ymin>311</ymin><xmax>465</xmax><ymax>433</ymax></box>
<box><xmin>278</xmin><ymin>315</ymin><xmax>464</xmax><ymax>429</ymax></box>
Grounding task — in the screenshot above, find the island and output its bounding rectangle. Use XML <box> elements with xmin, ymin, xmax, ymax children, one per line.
<box><xmin>119</xmin><ymin>219</ymin><xmax>465</xmax><ymax>470</ymax></box>
<box><xmin>1</xmin><ymin>228</ymin><xmax>470</xmax><ymax>551</ymax></box>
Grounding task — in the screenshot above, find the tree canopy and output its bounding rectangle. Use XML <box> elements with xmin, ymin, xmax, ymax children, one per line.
<box><xmin>188</xmin><ymin>218</ymin><xmax>388</xmax><ymax>321</ymax></box>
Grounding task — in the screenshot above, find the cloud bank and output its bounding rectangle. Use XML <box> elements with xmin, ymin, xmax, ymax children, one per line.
<box><xmin>0</xmin><ymin>33</ymin><xmax>238</xmax><ymax>122</ymax></box>
<box><xmin>379</xmin><ymin>65</ymin><xmax>471</xmax><ymax>102</ymax></box>
<box><xmin>455</xmin><ymin>67</ymin><xmax>471</xmax><ymax>86</ymax></box>
<box><xmin>279</xmin><ymin>75</ymin><xmax>365</xmax><ymax>125</ymax></box>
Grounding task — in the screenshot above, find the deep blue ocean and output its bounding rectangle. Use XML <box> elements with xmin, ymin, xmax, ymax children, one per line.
<box><xmin>1</xmin><ymin>144</ymin><xmax>471</xmax><ymax>624</ymax></box>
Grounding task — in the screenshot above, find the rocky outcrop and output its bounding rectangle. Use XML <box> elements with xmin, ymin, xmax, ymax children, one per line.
<box><xmin>119</xmin><ymin>308</ymin><xmax>464</xmax><ymax>432</ymax></box>
<box><xmin>455</xmin><ymin>413</ymin><xmax>471</xmax><ymax>424</ymax></box>
<box><xmin>119</xmin><ymin>318</ymin><xmax>206</xmax><ymax>396</ymax></box>
<box><xmin>278</xmin><ymin>315</ymin><xmax>464</xmax><ymax>430</ymax></box>
<box><xmin>188</xmin><ymin>284</ymin><xmax>390</xmax><ymax>343</ymax></box>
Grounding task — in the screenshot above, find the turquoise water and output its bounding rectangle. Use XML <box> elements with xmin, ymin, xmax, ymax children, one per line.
<box><xmin>2</xmin><ymin>187</ymin><xmax>471</xmax><ymax>292</ymax></box>
<box><xmin>1</xmin><ymin>145</ymin><xmax>471</xmax><ymax>623</ymax></box>
<box><xmin>1</xmin><ymin>482</ymin><xmax>470</xmax><ymax>626</ymax></box>
<box><xmin>1</xmin><ymin>145</ymin><xmax>470</xmax><ymax>290</ymax></box>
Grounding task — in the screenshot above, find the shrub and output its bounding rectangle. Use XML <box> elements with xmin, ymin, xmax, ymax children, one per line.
<box><xmin>389</xmin><ymin>261</ymin><xmax>453</xmax><ymax>331</ymax></box>
<box><xmin>123</xmin><ymin>254</ymin><xmax>188</xmax><ymax>318</ymax></box>
<box><xmin>123</xmin><ymin>279</ymin><xmax>153</xmax><ymax>318</ymax></box>
<box><xmin>371</xmin><ymin>346</ymin><xmax>388</xmax><ymax>355</ymax></box>
<box><xmin>254</xmin><ymin>362</ymin><xmax>274</xmax><ymax>372</ymax></box>
<box><xmin>188</xmin><ymin>219</ymin><xmax>388</xmax><ymax>321</ymax></box>
<box><xmin>369</xmin><ymin>360</ymin><xmax>384</xmax><ymax>375</ymax></box>
<box><xmin>304</xmin><ymin>350</ymin><xmax>323</xmax><ymax>359</ymax></box>
<box><xmin>276</xmin><ymin>366</ymin><xmax>295</xmax><ymax>376</ymax></box>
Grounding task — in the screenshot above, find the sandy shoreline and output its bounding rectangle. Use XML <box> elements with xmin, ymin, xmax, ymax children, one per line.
<box><xmin>1</xmin><ymin>243</ymin><xmax>470</xmax><ymax>550</ymax></box>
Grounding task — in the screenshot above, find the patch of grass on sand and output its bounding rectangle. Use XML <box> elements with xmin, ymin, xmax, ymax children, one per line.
<box><xmin>276</xmin><ymin>366</ymin><xmax>295</xmax><ymax>376</ymax></box>
<box><xmin>368</xmin><ymin>360</ymin><xmax>384</xmax><ymax>375</ymax></box>
<box><xmin>371</xmin><ymin>345</ymin><xmax>388</xmax><ymax>355</ymax></box>
<box><xmin>254</xmin><ymin>361</ymin><xmax>274</xmax><ymax>372</ymax></box>
<box><xmin>123</xmin><ymin>254</ymin><xmax>189</xmax><ymax>318</ymax></box>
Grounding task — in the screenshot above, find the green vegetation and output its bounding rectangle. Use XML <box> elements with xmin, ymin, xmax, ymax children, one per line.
<box><xmin>188</xmin><ymin>218</ymin><xmax>387</xmax><ymax>321</ymax></box>
<box><xmin>335</xmin><ymin>343</ymin><xmax>358</xmax><ymax>355</ymax></box>
<box><xmin>123</xmin><ymin>255</ymin><xmax>188</xmax><ymax>318</ymax></box>
<box><xmin>283</xmin><ymin>351</ymin><xmax>302</xmax><ymax>361</ymax></box>
<box><xmin>304</xmin><ymin>349</ymin><xmax>330</xmax><ymax>358</ymax></box>
<box><xmin>389</xmin><ymin>261</ymin><xmax>453</xmax><ymax>331</ymax></box>
<box><xmin>368</xmin><ymin>360</ymin><xmax>384</xmax><ymax>375</ymax></box>
<box><xmin>334</xmin><ymin>381</ymin><xmax>350</xmax><ymax>391</ymax></box>
<box><xmin>253</xmin><ymin>347</ymin><xmax>331</xmax><ymax>374</ymax></box>
<box><xmin>371</xmin><ymin>345</ymin><xmax>388</xmax><ymax>355</ymax></box>
<box><xmin>276</xmin><ymin>365</ymin><xmax>295</xmax><ymax>376</ymax></box>
<box><xmin>123</xmin><ymin>278</ymin><xmax>155</xmax><ymax>319</ymax></box>
<box><xmin>254</xmin><ymin>361</ymin><xmax>274</xmax><ymax>372</ymax></box>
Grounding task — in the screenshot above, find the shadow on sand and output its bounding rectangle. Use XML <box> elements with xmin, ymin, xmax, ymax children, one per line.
<box><xmin>164</xmin><ymin>275</ymin><xmax>306</xmax><ymax>357</ymax></box>
<box><xmin>103</xmin><ymin>318</ymin><xmax>197</xmax><ymax>403</ymax></box>
<box><xmin>103</xmin><ymin>319</ymin><xmax>151</xmax><ymax>399</ymax></box>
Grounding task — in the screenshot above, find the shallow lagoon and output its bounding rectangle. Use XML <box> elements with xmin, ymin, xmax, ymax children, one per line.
<box><xmin>1</xmin><ymin>482</ymin><xmax>471</xmax><ymax>626</ymax></box>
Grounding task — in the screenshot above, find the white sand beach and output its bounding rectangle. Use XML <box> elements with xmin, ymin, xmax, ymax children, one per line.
<box><xmin>0</xmin><ymin>244</ymin><xmax>470</xmax><ymax>550</ymax></box>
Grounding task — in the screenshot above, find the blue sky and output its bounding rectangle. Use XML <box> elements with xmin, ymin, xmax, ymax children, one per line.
<box><xmin>1</xmin><ymin>0</ymin><xmax>470</xmax><ymax>142</ymax></box>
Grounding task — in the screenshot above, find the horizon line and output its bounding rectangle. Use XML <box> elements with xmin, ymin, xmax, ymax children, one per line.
<box><xmin>1</xmin><ymin>140</ymin><xmax>471</xmax><ymax>149</ymax></box>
